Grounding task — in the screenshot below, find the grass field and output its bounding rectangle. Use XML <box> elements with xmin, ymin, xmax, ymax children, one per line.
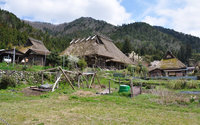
<box><xmin>0</xmin><ymin>66</ymin><xmax>200</xmax><ymax>125</ymax></box>
<box><xmin>0</xmin><ymin>84</ymin><xmax>200</xmax><ymax>125</ymax></box>
<box><xmin>0</xmin><ymin>62</ymin><xmax>52</xmax><ymax>72</ymax></box>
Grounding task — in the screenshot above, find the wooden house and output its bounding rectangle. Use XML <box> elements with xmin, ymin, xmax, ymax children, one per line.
<box><xmin>149</xmin><ymin>51</ymin><xmax>187</xmax><ymax>77</ymax></box>
<box><xmin>19</xmin><ymin>38</ymin><xmax>50</xmax><ymax>65</ymax></box>
<box><xmin>61</xmin><ymin>35</ymin><xmax>134</xmax><ymax>69</ymax></box>
<box><xmin>0</xmin><ymin>49</ymin><xmax>24</xmax><ymax>63</ymax></box>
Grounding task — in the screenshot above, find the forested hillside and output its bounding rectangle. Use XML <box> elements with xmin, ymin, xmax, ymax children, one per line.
<box><xmin>154</xmin><ymin>26</ymin><xmax>200</xmax><ymax>53</ymax></box>
<box><xmin>0</xmin><ymin>9</ymin><xmax>67</xmax><ymax>51</ymax></box>
<box><xmin>1</xmin><ymin>9</ymin><xmax>200</xmax><ymax>64</ymax></box>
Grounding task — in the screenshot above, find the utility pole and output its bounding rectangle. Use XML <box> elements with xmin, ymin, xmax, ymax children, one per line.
<box><xmin>13</xmin><ymin>47</ymin><xmax>15</xmax><ymax>67</ymax></box>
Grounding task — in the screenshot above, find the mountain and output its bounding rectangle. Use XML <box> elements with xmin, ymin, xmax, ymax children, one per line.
<box><xmin>0</xmin><ymin>9</ymin><xmax>48</xmax><ymax>49</ymax></box>
<box><xmin>154</xmin><ymin>26</ymin><xmax>200</xmax><ymax>53</ymax></box>
<box><xmin>0</xmin><ymin>9</ymin><xmax>71</xmax><ymax>51</ymax></box>
<box><xmin>1</xmin><ymin>9</ymin><xmax>200</xmax><ymax>63</ymax></box>
<box><xmin>27</xmin><ymin>17</ymin><xmax>116</xmax><ymax>37</ymax></box>
<box><xmin>28</xmin><ymin>19</ymin><xmax>186</xmax><ymax>60</ymax></box>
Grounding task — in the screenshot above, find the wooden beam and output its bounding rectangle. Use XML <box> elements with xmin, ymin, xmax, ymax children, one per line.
<box><xmin>52</xmin><ymin>74</ymin><xmax>62</xmax><ymax>92</ymax></box>
<box><xmin>59</xmin><ymin>66</ymin><xmax>75</xmax><ymax>90</ymax></box>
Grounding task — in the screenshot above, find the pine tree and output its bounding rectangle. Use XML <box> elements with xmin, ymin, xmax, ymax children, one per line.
<box><xmin>122</xmin><ymin>38</ymin><xmax>132</xmax><ymax>55</ymax></box>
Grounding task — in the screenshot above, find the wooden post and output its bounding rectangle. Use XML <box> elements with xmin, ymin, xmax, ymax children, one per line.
<box><xmin>95</xmin><ymin>73</ymin><xmax>101</xmax><ymax>87</ymax></box>
<box><xmin>130</xmin><ymin>78</ymin><xmax>134</xmax><ymax>98</ymax></box>
<box><xmin>59</xmin><ymin>66</ymin><xmax>75</xmax><ymax>90</ymax></box>
<box><xmin>77</xmin><ymin>75</ymin><xmax>81</xmax><ymax>88</ymax></box>
<box><xmin>41</xmin><ymin>71</ymin><xmax>44</xmax><ymax>85</ymax></box>
<box><xmin>80</xmin><ymin>76</ymin><xmax>85</xmax><ymax>88</ymax></box>
<box><xmin>82</xmin><ymin>75</ymin><xmax>89</xmax><ymax>88</ymax></box>
<box><xmin>109</xmin><ymin>80</ymin><xmax>111</xmax><ymax>94</ymax></box>
<box><xmin>119</xmin><ymin>78</ymin><xmax>120</xmax><ymax>86</ymax></box>
<box><xmin>89</xmin><ymin>73</ymin><xmax>95</xmax><ymax>88</ymax></box>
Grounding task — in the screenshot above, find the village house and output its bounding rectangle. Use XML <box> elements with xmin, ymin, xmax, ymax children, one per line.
<box><xmin>19</xmin><ymin>38</ymin><xmax>50</xmax><ymax>66</ymax></box>
<box><xmin>60</xmin><ymin>35</ymin><xmax>134</xmax><ymax>69</ymax></box>
<box><xmin>149</xmin><ymin>51</ymin><xmax>188</xmax><ymax>77</ymax></box>
<box><xmin>0</xmin><ymin>49</ymin><xmax>24</xmax><ymax>63</ymax></box>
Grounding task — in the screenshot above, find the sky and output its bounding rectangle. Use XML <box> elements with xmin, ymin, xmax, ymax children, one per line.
<box><xmin>0</xmin><ymin>0</ymin><xmax>200</xmax><ymax>37</ymax></box>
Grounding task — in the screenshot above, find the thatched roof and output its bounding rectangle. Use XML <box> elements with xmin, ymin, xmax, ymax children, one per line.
<box><xmin>150</xmin><ymin>51</ymin><xmax>186</xmax><ymax>71</ymax></box>
<box><xmin>19</xmin><ymin>37</ymin><xmax>50</xmax><ymax>55</ymax></box>
<box><xmin>0</xmin><ymin>49</ymin><xmax>24</xmax><ymax>56</ymax></box>
<box><xmin>61</xmin><ymin>35</ymin><xmax>134</xmax><ymax>65</ymax></box>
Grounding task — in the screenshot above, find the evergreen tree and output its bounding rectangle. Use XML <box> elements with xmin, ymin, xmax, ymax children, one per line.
<box><xmin>122</xmin><ymin>38</ymin><xmax>132</xmax><ymax>55</ymax></box>
<box><xmin>178</xmin><ymin>45</ymin><xmax>186</xmax><ymax>63</ymax></box>
<box><xmin>185</xmin><ymin>44</ymin><xmax>192</xmax><ymax>64</ymax></box>
<box><xmin>46</xmin><ymin>51</ymin><xmax>61</xmax><ymax>66</ymax></box>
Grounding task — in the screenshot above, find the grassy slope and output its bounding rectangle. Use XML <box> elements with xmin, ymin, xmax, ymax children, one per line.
<box><xmin>0</xmin><ymin>86</ymin><xmax>199</xmax><ymax>125</ymax></box>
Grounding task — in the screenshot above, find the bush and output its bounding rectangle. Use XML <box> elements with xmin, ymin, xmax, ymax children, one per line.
<box><xmin>78</xmin><ymin>58</ymin><xmax>87</xmax><ymax>70</ymax></box>
<box><xmin>186</xmin><ymin>80</ymin><xmax>199</xmax><ymax>89</ymax></box>
<box><xmin>46</xmin><ymin>51</ymin><xmax>61</xmax><ymax>66</ymax></box>
<box><xmin>167</xmin><ymin>80</ymin><xmax>186</xmax><ymax>89</ymax></box>
<box><xmin>127</xmin><ymin>65</ymin><xmax>135</xmax><ymax>76</ymax></box>
<box><xmin>0</xmin><ymin>75</ymin><xmax>16</xmax><ymax>89</ymax></box>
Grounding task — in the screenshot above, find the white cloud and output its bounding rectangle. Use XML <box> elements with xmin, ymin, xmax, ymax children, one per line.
<box><xmin>0</xmin><ymin>0</ymin><xmax>132</xmax><ymax>25</ymax></box>
<box><xmin>142</xmin><ymin>0</ymin><xmax>200</xmax><ymax>37</ymax></box>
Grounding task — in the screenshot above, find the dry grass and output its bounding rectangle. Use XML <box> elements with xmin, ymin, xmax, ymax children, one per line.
<box><xmin>0</xmin><ymin>89</ymin><xmax>200</xmax><ymax>125</ymax></box>
<box><xmin>145</xmin><ymin>89</ymin><xmax>191</xmax><ymax>105</ymax></box>
<box><xmin>72</xmin><ymin>90</ymin><xmax>97</xmax><ymax>97</ymax></box>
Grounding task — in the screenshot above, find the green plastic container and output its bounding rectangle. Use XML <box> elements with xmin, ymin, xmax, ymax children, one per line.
<box><xmin>119</xmin><ymin>85</ymin><xmax>130</xmax><ymax>93</ymax></box>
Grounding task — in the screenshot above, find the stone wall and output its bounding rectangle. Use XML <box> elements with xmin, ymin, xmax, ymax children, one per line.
<box><xmin>0</xmin><ymin>70</ymin><xmax>41</xmax><ymax>84</ymax></box>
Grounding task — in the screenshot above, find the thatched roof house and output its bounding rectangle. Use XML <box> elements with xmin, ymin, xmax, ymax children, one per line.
<box><xmin>61</xmin><ymin>35</ymin><xmax>134</xmax><ymax>69</ymax></box>
<box><xmin>0</xmin><ymin>49</ymin><xmax>24</xmax><ymax>63</ymax></box>
<box><xmin>149</xmin><ymin>51</ymin><xmax>187</xmax><ymax>77</ymax></box>
<box><xmin>19</xmin><ymin>38</ymin><xmax>50</xmax><ymax>65</ymax></box>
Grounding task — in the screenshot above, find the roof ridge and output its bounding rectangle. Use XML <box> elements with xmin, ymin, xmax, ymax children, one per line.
<box><xmin>29</xmin><ymin>37</ymin><xmax>43</xmax><ymax>44</ymax></box>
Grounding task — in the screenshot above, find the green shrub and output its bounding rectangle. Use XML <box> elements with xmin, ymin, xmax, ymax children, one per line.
<box><xmin>167</xmin><ymin>80</ymin><xmax>186</xmax><ymax>89</ymax></box>
<box><xmin>22</xmin><ymin>65</ymin><xmax>28</xmax><ymax>71</ymax></box>
<box><xmin>0</xmin><ymin>75</ymin><xmax>16</xmax><ymax>89</ymax></box>
<box><xmin>78</xmin><ymin>58</ymin><xmax>87</xmax><ymax>70</ymax></box>
<box><xmin>186</xmin><ymin>80</ymin><xmax>199</xmax><ymax>89</ymax></box>
<box><xmin>46</xmin><ymin>51</ymin><xmax>61</xmax><ymax>66</ymax></box>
